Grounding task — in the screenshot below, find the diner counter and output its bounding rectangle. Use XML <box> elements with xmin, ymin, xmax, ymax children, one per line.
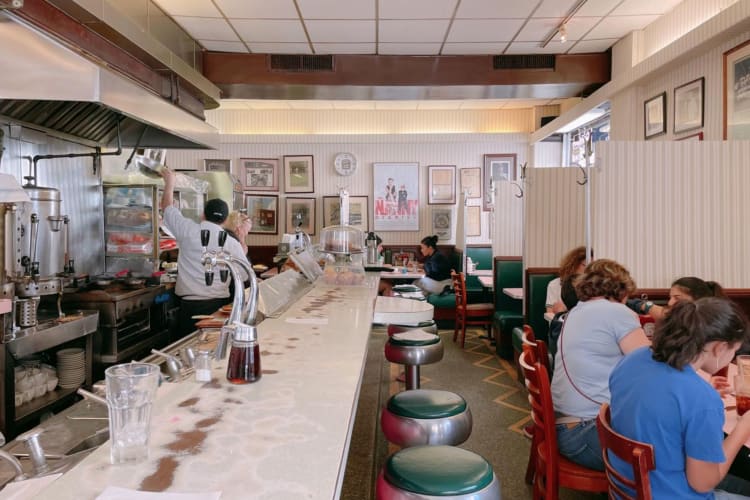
<box><xmin>34</xmin><ymin>277</ymin><xmax>380</xmax><ymax>499</ymax></box>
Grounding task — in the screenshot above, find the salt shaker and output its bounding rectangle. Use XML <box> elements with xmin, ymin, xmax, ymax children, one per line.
<box><xmin>194</xmin><ymin>349</ymin><xmax>213</xmax><ymax>382</ymax></box>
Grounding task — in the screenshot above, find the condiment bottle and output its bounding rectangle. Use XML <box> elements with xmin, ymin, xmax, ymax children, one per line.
<box><xmin>226</xmin><ymin>324</ymin><xmax>261</xmax><ymax>384</ymax></box>
<box><xmin>194</xmin><ymin>349</ymin><xmax>212</xmax><ymax>382</ymax></box>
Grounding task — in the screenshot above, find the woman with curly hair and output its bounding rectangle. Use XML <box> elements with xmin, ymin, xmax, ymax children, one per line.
<box><xmin>610</xmin><ymin>298</ymin><xmax>750</xmax><ymax>499</ymax></box>
<box><xmin>550</xmin><ymin>258</ymin><xmax>650</xmax><ymax>470</ymax></box>
<box><xmin>546</xmin><ymin>246</ymin><xmax>590</xmax><ymax>314</ymax></box>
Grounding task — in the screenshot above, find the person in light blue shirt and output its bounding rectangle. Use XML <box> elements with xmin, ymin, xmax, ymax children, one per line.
<box><xmin>610</xmin><ymin>298</ymin><xmax>750</xmax><ymax>499</ymax></box>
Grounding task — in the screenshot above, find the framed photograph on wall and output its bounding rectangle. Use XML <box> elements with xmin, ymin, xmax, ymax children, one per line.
<box><xmin>644</xmin><ymin>92</ymin><xmax>667</xmax><ymax>139</ymax></box>
<box><xmin>460</xmin><ymin>167</ymin><xmax>481</xmax><ymax>199</ymax></box>
<box><xmin>674</xmin><ymin>77</ymin><xmax>704</xmax><ymax>134</ymax></box>
<box><xmin>482</xmin><ymin>153</ymin><xmax>516</xmax><ymax>211</ymax></box>
<box><xmin>244</xmin><ymin>194</ymin><xmax>278</xmax><ymax>234</ymax></box>
<box><xmin>373</xmin><ymin>162</ymin><xmax>419</xmax><ymax>231</ymax></box>
<box><xmin>204</xmin><ymin>158</ymin><xmax>231</xmax><ymax>173</ymax></box>
<box><xmin>724</xmin><ymin>40</ymin><xmax>750</xmax><ymax>139</ymax></box>
<box><xmin>677</xmin><ymin>132</ymin><xmax>704</xmax><ymax>141</ymax></box>
<box><xmin>431</xmin><ymin>208</ymin><xmax>452</xmax><ymax>240</ymax></box>
<box><xmin>285</xmin><ymin>197</ymin><xmax>316</xmax><ymax>235</ymax></box>
<box><xmin>427</xmin><ymin>165</ymin><xmax>456</xmax><ymax>204</ymax></box>
<box><xmin>283</xmin><ymin>155</ymin><xmax>315</xmax><ymax>193</ymax></box>
<box><xmin>241</xmin><ymin>158</ymin><xmax>279</xmax><ymax>192</ymax></box>
<box><xmin>322</xmin><ymin>195</ymin><xmax>369</xmax><ymax>232</ymax></box>
<box><xmin>466</xmin><ymin>205</ymin><xmax>481</xmax><ymax>237</ymax></box>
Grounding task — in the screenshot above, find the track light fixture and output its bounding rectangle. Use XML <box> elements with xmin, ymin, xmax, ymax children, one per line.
<box><xmin>559</xmin><ymin>24</ymin><xmax>568</xmax><ymax>43</ymax></box>
<box><xmin>540</xmin><ymin>0</ymin><xmax>588</xmax><ymax>48</ymax></box>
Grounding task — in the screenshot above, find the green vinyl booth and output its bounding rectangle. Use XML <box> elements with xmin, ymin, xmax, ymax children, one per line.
<box><xmin>465</xmin><ymin>245</ymin><xmax>493</xmax><ymax>302</ymax></box>
<box><xmin>492</xmin><ymin>256</ymin><xmax>523</xmax><ymax>359</ymax></box>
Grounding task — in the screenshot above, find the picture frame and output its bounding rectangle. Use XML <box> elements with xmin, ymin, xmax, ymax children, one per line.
<box><xmin>283</xmin><ymin>155</ymin><xmax>315</xmax><ymax>193</ymax></box>
<box><xmin>466</xmin><ymin>205</ymin><xmax>481</xmax><ymax>237</ymax></box>
<box><xmin>460</xmin><ymin>167</ymin><xmax>481</xmax><ymax>199</ymax></box>
<box><xmin>373</xmin><ymin>162</ymin><xmax>419</xmax><ymax>231</ymax></box>
<box><xmin>677</xmin><ymin>132</ymin><xmax>704</xmax><ymax>141</ymax></box>
<box><xmin>285</xmin><ymin>197</ymin><xmax>316</xmax><ymax>235</ymax></box>
<box><xmin>427</xmin><ymin>165</ymin><xmax>456</xmax><ymax>205</ymax></box>
<box><xmin>644</xmin><ymin>92</ymin><xmax>667</xmax><ymax>139</ymax></box>
<box><xmin>240</xmin><ymin>158</ymin><xmax>279</xmax><ymax>192</ymax></box>
<box><xmin>322</xmin><ymin>195</ymin><xmax>369</xmax><ymax>232</ymax></box>
<box><xmin>723</xmin><ymin>39</ymin><xmax>750</xmax><ymax>139</ymax></box>
<box><xmin>204</xmin><ymin>158</ymin><xmax>231</xmax><ymax>173</ymax></box>
<box><xmin>244</xmin><ymin>194</ymin><xmax>278</xmax><ymax>234</ymax></box>
<box><xmin>674</xmin><ymin>77</ymin><xmax>704</xmax><ymax>134</ymax></box>
<box><xmin>482</xmin><ymin>153</ymin><xmax>516</xmax><ymax>211</ymax></box>
<box><xmin>431</xmin><ymin>208</ymin><xmax>452</xmax><ymax>240</ymax></box>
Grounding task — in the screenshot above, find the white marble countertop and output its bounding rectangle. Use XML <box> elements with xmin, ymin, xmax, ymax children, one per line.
<box><xmin>34</xmin><ymin>279</ymin><xmax>379</xmax><ymax>500</ymax></box>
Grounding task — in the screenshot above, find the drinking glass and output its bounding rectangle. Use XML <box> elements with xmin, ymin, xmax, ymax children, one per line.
<box><xmin>737</xmin><ymin>355</ymin><xmax>750</xmax><ymax>378</ymax></box>
<box><xmin>105</xmin><ymin>362</ymin><xmax>160</xmax><ymax>464</ymax></box>
<box><xmin>735</xmin><ymin>375</ymin><xmax>750</xmax><ymax>416</ymax></box>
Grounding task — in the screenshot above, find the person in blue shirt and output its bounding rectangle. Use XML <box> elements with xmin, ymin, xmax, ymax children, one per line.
<box><xmin>609</xmin><ymin>298</ymin><xmax>750</xmax><ymax>499</ymax></box>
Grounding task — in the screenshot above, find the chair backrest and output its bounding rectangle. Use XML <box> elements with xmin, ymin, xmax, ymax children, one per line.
<box><xmin>525</xmin><ymin>267</ymin><xmax>559</xmax><ymax>345</ymax></box>
<box><xmin>521</xmin><ymin>325</ymin><xmax>551</xmax><ymax>378</ymax></box>
<box><xmin>451</xmin><ymin>271</ymin><xmax>468</xmax><ymax>310</ymax></box>
<box><xmin>493</xmin><ymin>256</ymin><xmax>523</xmax><ymax>313</ymax></box>
<box><xmin>596</xmin><ymin>403</ymin><xmax>656</xmax><ymax>500</ymax></box>
<box><xmin>518</xmin><ymin>349</ymin><xmax>560</xmax><ymax>497</ymax></box>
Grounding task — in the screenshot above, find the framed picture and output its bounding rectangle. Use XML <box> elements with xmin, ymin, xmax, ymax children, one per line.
<box><xmin>724</xmin><ymin>40</ymin><xmax>750</xmax><ymax>139</ymax></box>
<box><xmin>285</xmin><ymin>197</ymin><xmax>316</xmax><ymax>235</ymax></box>
<box><xmin>245</xmin><ymin>194</ymin><xmax>278</xmax><ymax>234</ymax></box>
<box><xmin>644</xmin><ymin>92</ymin><xmax>667</xmax><ymax>139</ymax></box>
<box><xmin>373</xmin><ymin>162</ymin><xmax>419</xmax><ymax>231</ymax></box>
<box><xmin>431</xmin><ymin>208</ymin><xmax>452</xmax><ymax>240</ymax></box>
<box><xmin>204</xmin><ymin>158</ymin><xmax>231</xmax><ymax>173</ymax></box>
<box><xmin>428</xmin><ymin>165</ymin><xmax>456</xmax><ymax>205</ymax></box>
<box><xmin>241</xmin><ymin>158</ymin><xmax>279</xmax><ymax>192</ymax></box>
<box><xmin>482</xmin><ymin>153</ymin><xmax>516</xmax><ymax>211</ymax></box>
<box><xmin>283</xmin><ymin>155</ymin><xmax>315</xmax><ymax>193</ymax></box>
<box><xmin>322</xmin><ymin>195</ymin><xmax>369</xmax><ymax>232</ymax></box>
<box><xmin>674</xmin><ymin>77</ymin><xmax>704</xmax><ymax>134</ymax></box>
<box><xmin>677</xmin><ymin>132</ymin><xmax>704</xmax><ymax>141</ymax></box>
<box><xmin>460</xmin><ymin>167</ymin><xmax>481</xmax><ymax>199</ymax></box>
<box><xmin>466</xmin><ymin>205</ymin><xmax>481</xmax><ymax>237</ymax></box>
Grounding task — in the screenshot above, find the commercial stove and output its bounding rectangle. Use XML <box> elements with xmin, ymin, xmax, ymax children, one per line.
<box><xmin>62</xmin><ymin>284</ymin><xmax>170</xmax><ymax>364</ymax></box>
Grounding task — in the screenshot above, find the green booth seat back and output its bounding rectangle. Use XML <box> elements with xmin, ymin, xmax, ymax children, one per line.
<box><xmin>465</xmin><ymin>246</ymin><xmax>492</xmax><ymax>299</ymax></box>
<box><xmin>525</xmin><ymin>268</ymin><xmax>559</xmax><ymax>345</ymax></box>
<box><xmin>493</xmin><ymin>257</ymin><xmax>523</xmax><ymax>314</ymax></box>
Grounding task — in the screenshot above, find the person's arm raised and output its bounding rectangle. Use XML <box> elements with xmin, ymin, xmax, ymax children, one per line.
<box><xmin>159</xmin><ymin>168</ymin><xmax>176</xmax><ymax>211</ymax></box>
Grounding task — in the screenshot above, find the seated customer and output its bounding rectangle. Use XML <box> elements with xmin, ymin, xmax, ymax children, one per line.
<box><xmin>628</xmin><ymin>276</ymin><xmax>725</xmax><ymax>320</ymax></box>
<box><xmin>546</xmin><ymin>246</ymin><xmax>589</xmax><ymax>314</ymax></box>
<box><xmin>223</xmin><ymin>210</ymin><xmax>252</xmax><ymax>255</ymax></box>
<box><xmin>609</xmin><ymin>298</ymin><xmax>750</xmax><ymax>499</ymax></box>
<box><xmin>551</xmin><ymin>259</ymin><xmax>650</xmax><ymax>471</ymax></box>
<box><xmin>412</xmin><ymin>235</ymin><xmax>452</xmax><ymax>296</ymax></box>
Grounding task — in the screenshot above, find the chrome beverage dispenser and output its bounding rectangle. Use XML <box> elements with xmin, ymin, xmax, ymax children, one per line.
<box><xmin>16</xmin><ymin>181</ymin><xmax>64</xmax><ymax>278</ymax></box>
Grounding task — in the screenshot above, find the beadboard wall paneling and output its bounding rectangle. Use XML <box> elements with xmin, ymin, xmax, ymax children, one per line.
<box><xmin>595</xmin><ymin>141</ymin><xmax>750</xmax><ymax>288</ymax></box>
<box><xmin>492</xmin><ymin>181</ymin><xmax>523</xmax><ymax>257</ymax></box>
<box><xmin>525</xmin><ymin>167</ymin><xmax>587</xmax><ymax>268</ymax></box>
<box><xmin>165</xmin><ymin>134</ymin><xmax>529</xmax><ymax>248</ymax></box>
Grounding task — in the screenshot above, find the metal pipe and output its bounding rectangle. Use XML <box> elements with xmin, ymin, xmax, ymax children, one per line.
<box><xmin>76</xmin><ymin>388</ymin><xmax>107</xmax><ymax>406</ymax></box>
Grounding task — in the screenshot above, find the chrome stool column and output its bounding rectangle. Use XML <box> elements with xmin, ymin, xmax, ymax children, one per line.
<box><xmin>384</xmin><ymin>329</ymin><xmax>443</xmax><ymax>390</ymax></box>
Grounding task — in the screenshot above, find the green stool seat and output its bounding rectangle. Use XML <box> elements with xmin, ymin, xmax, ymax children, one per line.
<box><xmin>390</xmin><ymin>333</ymin><xmax>441</xmax><ymax>347</ymax></box>
<box><xmin>385</xmin><ymin>330</ymin><xmax>444</xmax><ymax>390</ymax></box>
<box><xmin>377</xmin><ymin>445</ymin><xmax>501</xmax><ymax>499</ymax></box>
<box><xmin>382</xmin><ymin>390</ymin><xmax>472</xmax><ymax>447</ymax></box>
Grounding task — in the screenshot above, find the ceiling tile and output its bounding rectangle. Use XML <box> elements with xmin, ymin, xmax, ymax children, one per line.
<box><xmin>247</xmin><ymin>42</ymin><xmax>312</xmax><ymax>54</ymax></box>
<box><xmin>441</xmin><ymin>42</ymin><xmax>508</xmax><ymax>55</ymax></box>
<box><xmin>446</xmin><ymin>19</ymin><xmax>525</xmax><ymax>43</ymax></box>
<box><xmin>378</xmin><ymin>43</ymin><xmax>442</xmax><ymax>55</ymax></box>
<box><xmin>567</xmin><ymin>38</ymin><xmax>619</xmax><ymax>53</ymax></box>
<box><xmin>460</xmin><ymin>99</ymin><xmax>507</xmax><ymax>109</ymax></box>
<box><xmin>288</xmin><ymin>101</ymin><xmax>334</xmax><ymax>110</ymax></box>
<box><xmin>233</xmin><ymin>19</ymin><xmax>307</xmax><ymax>42</ymax></box>
<box><xmin>215</xmin><ymin>0</ymin><xmax>299</xmax><ymax>19</ymax></box>
<box><xmin>331</xmin><ymin>101</ymin><xmax>377</xmax><ymax>109</ymax></box>
<box><xmin>534</xmin><ymin>0</ymin><xmax>581</xmax><ymax>18</ymax></box>
<box><xmin>306</xmin><ymin>20</ymin><xmax>375</xmax><ymax>43</ymax></box>
<box><xmin>504</xmin><ymin>41</ymin><xmax>571</xmax><ymax>54</ymax></box>
<box><xmin>375</xmin><ymin>101</ymin><xmax>420</xmax><ymax>110</ymax></box>
<box><xmin>576</xmin><ymin>0</ymin><xmax>622</xmax><ymax>17</ymax></box>
<box><xmin>456</xmin><ymin>0</ymin><xmax>535</xmax><ymax>19</ymax></box>
<box><xmin>380</xmin><ymin>0</ymin><xmax>458</xmax><ymax>19</ymax></box>
<box><xmin>416</xmin><ymin>100</ymin><xmax>464</xmax><ymax>109</ymax></box>
<box><xmin>561</xmin><ymin>16</ymin><xmax>602</xmax><ymax>40</ymax></box>
<box><xmin>587</xmin><ymin>14</ymin><xmax>658</xmax><ymax>39</ymax></box>
<box><xmin>200</xmin><ymin>40</ymin><xmax>248</xmax><ymax>52</ymax></box>
<box><xmin>515</xmin><ymin>17</ymin><xmax>564</xmax><ymax>42</ymax></box>
<box><xmin>611</xmin><ymin>0</ymin><xmax>683</xmax><ymax>16</ymax></box>
<box><xmin>379</xmin><ymin>20</ymin><xmax>450</xmax><ymax>43</ymax></box>
<box><xmin>297</xmin><ymin>0</ymin><xmax>375</xmax><ymax>19</ymax></box>
<box><xmin>314</xmin><ymin>43</ymin><xmax>376</xmax><ymax>54</ymax></box>
<box><xmin>152</xmin><ymin>0</ymin><xmax>222</xmax><ymax>18</ymax></box>
<box><xmin>171</xmin><ymin>17</ymin><xmax>239</xmax><ymax>41</ymax></box>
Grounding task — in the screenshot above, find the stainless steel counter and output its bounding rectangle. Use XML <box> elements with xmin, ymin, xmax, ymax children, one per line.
<box><xmin>6</xmin><ymin>311</ymin><xmax>98</xmax><ymax>359</ymax></box>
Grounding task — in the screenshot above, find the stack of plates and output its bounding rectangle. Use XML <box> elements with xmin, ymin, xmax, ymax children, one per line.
<box><xmin>56</xmin><ymin>348</ymin><xmax>85</xmax><ymax>389</ymax></box>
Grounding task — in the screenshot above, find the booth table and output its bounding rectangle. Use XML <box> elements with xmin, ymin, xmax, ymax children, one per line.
<box><xmin>502</xmin><ymin>287</ymin><xmax>524</xmax><ymax>300</ymax></box>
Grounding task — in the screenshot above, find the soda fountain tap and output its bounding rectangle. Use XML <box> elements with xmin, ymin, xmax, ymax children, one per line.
<box><xmin>200</xmin><ymin>229</ymin><xmax>214</xmax><ymax>286</ymax></box>
<box><xmin>217</xmin><ymin>231</ymin><xmax>229</xmax><ymax>283</ymax></box>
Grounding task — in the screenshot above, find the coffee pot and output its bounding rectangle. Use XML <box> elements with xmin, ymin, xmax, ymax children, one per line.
<box><xmin>366</xmin><ymin>232</ymin><xmax>378</xmax><ymax>265</ymax></box>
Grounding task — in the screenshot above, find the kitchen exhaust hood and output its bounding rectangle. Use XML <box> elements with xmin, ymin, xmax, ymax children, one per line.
<box><xmin>0</xmin><ymin>13</ymin><xmax>219</xmax><ymax>150</ymax></box>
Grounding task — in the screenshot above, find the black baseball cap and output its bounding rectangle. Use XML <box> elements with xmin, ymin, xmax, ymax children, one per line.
<box><xmin>204</xmin><ymin>198</ymin><xmax>229</xmax><ymax>224</ymax></box>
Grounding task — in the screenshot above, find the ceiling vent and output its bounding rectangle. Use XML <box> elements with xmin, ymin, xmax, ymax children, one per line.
<box><xmin>269</xmin><ymin>54</ymin><xmax>334</xmax><ymax>72</ymax></box>
<box><xmin>493</xmin><ymin>55</ymin><xmax>555</xmax><ymax>70</ymax></box>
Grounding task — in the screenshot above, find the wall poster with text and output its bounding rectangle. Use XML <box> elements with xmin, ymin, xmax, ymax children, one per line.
<box><xmin>373</xmin><ymin>162</ymin><xmax>419</xmax><ymax>231</ymax></box>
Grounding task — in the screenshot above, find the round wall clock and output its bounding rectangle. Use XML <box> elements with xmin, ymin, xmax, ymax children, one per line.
<box><xmin>334</xmin><ymin>152</ymin><xmax>358</xmax><ymax>176</ymax></box>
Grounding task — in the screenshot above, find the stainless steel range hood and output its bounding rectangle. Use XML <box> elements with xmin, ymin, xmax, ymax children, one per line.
<box><xmin>0</xmin><ymin>13</ymin><xmax>219</xmax><ymax>150</ymax></box>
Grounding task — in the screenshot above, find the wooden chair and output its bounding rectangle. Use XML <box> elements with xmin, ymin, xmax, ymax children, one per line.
<box><xmin>596</xmin><ymin>403</ymin><xmax>655</xmax><ymax>500</ymax></box>
<box><xmin>520</xmin><ymin>332</ymin><xmax>551</xmax><ymax>486</ymax></box>
<box><xmin>451</xmin><ymin>271</ymin><xmax>494</xmax><ymax>348</ymax></box>
<box><xmin>519</xmin><ymin>350</ymin><xmax>608</xmax><ymax>499</ymax></box>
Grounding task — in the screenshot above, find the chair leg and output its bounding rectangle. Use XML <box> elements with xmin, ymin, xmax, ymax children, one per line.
<box><xmin>460</xmin><ymin>319</ymin><xmax>467</xmax><ymax>348</ymax></box>
<box><xmin>524</xmin><ymin>428</ymin><xmax>537</xmax><ymax>484</ymax></box>
<box><xmin>453</xmin><ymin>319</ymin><xmax>459</xmax><ymax>344</ymax></box>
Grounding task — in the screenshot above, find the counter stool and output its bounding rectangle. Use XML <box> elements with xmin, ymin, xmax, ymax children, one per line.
<box><xmin>376</xmin><ymin>445</ymin><xmax>501</xmax><ymax>499</ymax></box>
<box><xmin>388</xmin><ymin>320</ymin><xmax>438</xmax><ymax>336</ymax></box>
<box><xmin>381</xmin><ymin>389</ymin><xmax>472</xmax><ymax>447</ymax></box>
<box><xmin>385</xmin><ymin>330</ymin><xmax>443</xmax><ymax>390</ymax></box>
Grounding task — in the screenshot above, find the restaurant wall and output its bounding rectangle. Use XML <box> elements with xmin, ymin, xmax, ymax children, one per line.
<box><xmin>594</xmin><ymin>140</ymin><xmax>750</xmax><ymax>288</ymax></box>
